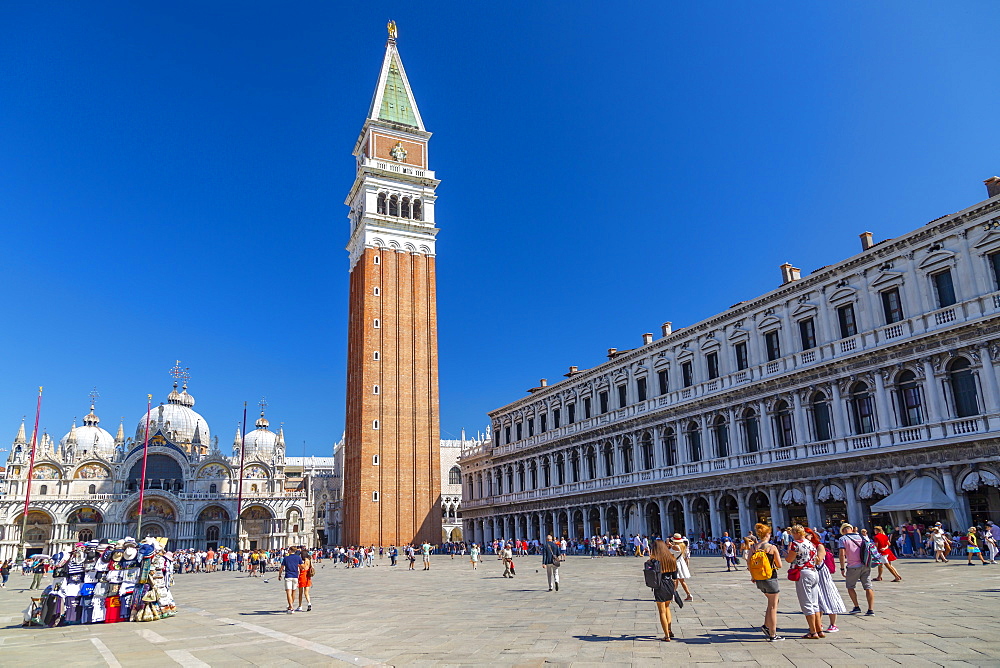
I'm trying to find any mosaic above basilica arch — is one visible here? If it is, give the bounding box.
[31,464,62,479]
[197,463,230,478]
[74,463,111,479]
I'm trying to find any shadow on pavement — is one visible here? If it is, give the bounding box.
[574,634,664,642]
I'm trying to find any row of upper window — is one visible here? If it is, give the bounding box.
[375,192,423,220]
[468,358,980,498]
[488,357,981,464]
[495,259,998,437]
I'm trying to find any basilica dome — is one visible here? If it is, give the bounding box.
[60,405,115,459]
[135,383,210,446]
[243,412,280,456]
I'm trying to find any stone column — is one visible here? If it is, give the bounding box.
[652,427,664,468]
[767,487,786,528]
[872,369,892,430]
[844,479,863,527]
[682,496,695,538]
[728,410,740,455]
[657,498,668,538]
[792,391,808,446]
[804,482,822,529]
[599,505,608,536]
[707,491,722,538]
[941,467,971,531]
[757,401,774,450]
[921,358,944,423]
[977,344,1000,419]
[737,489,753,538]
[830,382,847,439]
[698,415,709,459]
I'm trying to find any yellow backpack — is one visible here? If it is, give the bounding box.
[748,544,774,581]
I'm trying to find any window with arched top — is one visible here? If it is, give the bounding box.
[949,358,979,417]
[39,485,47,495]
[377,192,387,214]
[569,450,580,482]
[555,453,565,485]
[78,528,93,542]
[516,463,525,491]
[602,442,615,477]
[401,197,411,219]
[621,438,634,474]
[448,465,461,485]
[897,371,923,426]
[412,199,422,221]
[713,416,729,458]
[810,392,832,441]
[206,525,220,542]
[640,432,654,470]
[850,382,876,434]
[209,483,218,494]
[541,459,551,487]
[741,409,760,452]
[663,428,678,465]
[685,421,702,461]
[506,466,514,492]
[388,195,399,216]
[584,446,597,479]
[528,460,537,489]
[773,400,794,447]
[88,484,96,495]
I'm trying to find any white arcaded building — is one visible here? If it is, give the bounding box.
[461,177,1000,544]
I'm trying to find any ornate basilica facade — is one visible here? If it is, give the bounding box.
[461,178,1000,544]
[1,380,315,559]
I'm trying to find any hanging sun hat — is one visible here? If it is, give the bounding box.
[138,543,155,558]
[111,548,125,562]
[123,545,138,561]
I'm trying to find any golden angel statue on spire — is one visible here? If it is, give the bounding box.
[387,20,398,40]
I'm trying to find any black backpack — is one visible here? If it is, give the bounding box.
[643,558,661,588]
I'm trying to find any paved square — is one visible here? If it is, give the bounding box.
[1,555,998,666]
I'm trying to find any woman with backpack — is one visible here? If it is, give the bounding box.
[647,539,680,641]
[805,528,846,633]
[747,523,783,642]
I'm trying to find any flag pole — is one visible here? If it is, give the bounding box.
[18,386,43,563]
[136,394,152,540]
[235,402,247,550]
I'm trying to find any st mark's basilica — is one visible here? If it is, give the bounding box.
[0,372,317,560]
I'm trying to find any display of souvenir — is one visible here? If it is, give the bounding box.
[21,536,176,628]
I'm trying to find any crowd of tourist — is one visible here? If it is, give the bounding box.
[6,515,995,644]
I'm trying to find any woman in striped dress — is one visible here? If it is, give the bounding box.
[805,528,846,632]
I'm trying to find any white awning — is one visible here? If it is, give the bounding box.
[869,476,958,512]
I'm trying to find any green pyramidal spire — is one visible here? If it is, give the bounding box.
[368,30,424,131]
[378,55,418,127]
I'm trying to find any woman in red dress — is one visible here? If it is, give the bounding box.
[296,548,313,612]
[872,526,902,582]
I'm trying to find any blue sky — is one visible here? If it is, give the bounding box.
[1,3,998,457]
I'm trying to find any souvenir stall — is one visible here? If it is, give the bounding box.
[23,536,176,627]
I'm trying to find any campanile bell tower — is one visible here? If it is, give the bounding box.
[343,22,442,547]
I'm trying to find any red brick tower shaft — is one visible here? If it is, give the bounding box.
[343,25,441,547]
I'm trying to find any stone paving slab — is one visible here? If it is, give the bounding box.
[0,555,998,666]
